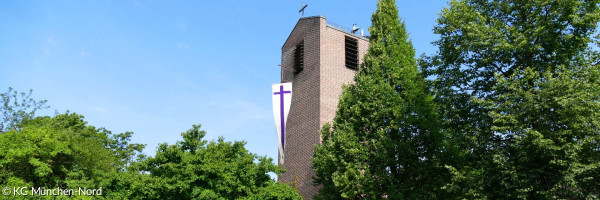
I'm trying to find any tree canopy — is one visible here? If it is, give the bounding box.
[105,124,302,200]
[0,112,144,199]
[0,87,301,199]
[422,0,600,198]
[0,87,48,133]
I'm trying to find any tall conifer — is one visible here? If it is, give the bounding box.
[312,0,445,199]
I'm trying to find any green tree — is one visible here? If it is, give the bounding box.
[0,88,297,199]
[0,112,144,199]
[0,87,49,133]
[423,0,600,198]
[312,0,445,199]
[107,124,302,200]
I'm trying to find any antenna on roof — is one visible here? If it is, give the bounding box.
[299,2,308,17]
[352,23,360,34]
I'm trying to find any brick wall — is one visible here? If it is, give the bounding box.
[279,16,369,200]
[320,23,369,134]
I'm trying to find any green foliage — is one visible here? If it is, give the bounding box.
[494,66,600,198]
[422,0,600,198]
[0,88,298,199]
[240,181,303,200]
[425,0,600,95]
[0,112,298,199]
[107,124,302,200]
[0,112,143,199]
[314,0,600,199]
[0,87,49,132]
[312,0,446,199]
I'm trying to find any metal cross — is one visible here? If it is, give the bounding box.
[299,2,308,17]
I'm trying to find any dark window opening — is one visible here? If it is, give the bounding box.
[345,36,358,70]
[294,41,304,74]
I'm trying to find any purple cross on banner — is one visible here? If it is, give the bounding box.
[272,83,292,164]
[274,85,291,149]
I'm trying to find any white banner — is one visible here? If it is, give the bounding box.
[272,82,292,164]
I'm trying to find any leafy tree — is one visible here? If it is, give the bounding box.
[0,112,144,199]
[0,88,297,199]
[106,130,146,169]
[0,87,49,132]
[106,124,302,200]
[422,0,600,198]
[312,0,446,199]
[495,66,599,198]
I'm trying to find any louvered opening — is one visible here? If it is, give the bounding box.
[294,41,304,74]
[345,36,359,70]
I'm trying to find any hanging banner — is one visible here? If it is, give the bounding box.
[272,82,292,164]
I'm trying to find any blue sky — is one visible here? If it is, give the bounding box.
[0,0,447,165]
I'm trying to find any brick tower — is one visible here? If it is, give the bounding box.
[279,16,369,199]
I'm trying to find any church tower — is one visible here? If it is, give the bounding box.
[279,16,369,199]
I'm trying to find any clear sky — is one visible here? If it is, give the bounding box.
[0,0,447,166]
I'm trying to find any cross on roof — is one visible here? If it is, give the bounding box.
[299,2,308,17]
